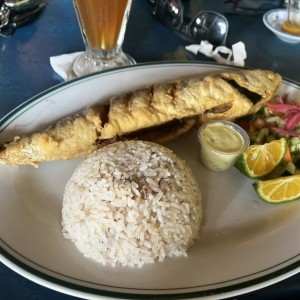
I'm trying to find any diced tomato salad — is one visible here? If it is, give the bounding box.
[237,94,300,173]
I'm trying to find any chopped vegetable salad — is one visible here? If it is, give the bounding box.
[237,94,300,174]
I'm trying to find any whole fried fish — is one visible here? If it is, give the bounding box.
[0,69,282,167]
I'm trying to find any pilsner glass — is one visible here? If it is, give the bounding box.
[72,0,136,77]
[282,0,300,34]
[287,0,300,28]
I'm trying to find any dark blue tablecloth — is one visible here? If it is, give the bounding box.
[1,1,300,299]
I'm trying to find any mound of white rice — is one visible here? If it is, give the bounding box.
[62,140,202,268]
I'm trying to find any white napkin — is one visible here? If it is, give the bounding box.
[185,41,247,67]
[50,51,83,81]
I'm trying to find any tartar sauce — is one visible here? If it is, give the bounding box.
[198,121,249,172]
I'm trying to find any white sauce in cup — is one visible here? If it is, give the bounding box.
[197,121,250,172]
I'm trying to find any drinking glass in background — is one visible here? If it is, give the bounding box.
[282,0,300,34]
[288,0,300,26]
[72,0,136,77]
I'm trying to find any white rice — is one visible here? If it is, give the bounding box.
[61,140,202,268]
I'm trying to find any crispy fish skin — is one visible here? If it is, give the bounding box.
[100,75,237,139]
[219,69,282,114]
[0,105,105,167]
[198,69,282,122]
[96,117,198,148]
[100,69,282,139]
[220,69,281,99]
[0,69,282,167]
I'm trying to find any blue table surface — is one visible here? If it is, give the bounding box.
[1,1,300,299]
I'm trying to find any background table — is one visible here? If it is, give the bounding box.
[1,0,300,299]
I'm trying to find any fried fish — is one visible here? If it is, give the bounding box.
[0,69,282,167]
[0,105,106,167]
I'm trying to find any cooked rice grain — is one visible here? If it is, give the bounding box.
[62,141,202,268]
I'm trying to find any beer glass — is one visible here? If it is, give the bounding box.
[282,0,300,34]
[287,0,300,28]
[72,0,135,77]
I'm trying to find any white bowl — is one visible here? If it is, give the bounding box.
[263,8,300,44]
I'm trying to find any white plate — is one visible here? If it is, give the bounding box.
[263,9,300,44]
[1,62,300,300]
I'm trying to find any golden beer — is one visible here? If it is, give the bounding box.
[73,0,130,51]
[282,0,300,35]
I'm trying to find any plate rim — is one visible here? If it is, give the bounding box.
[2,241,300,300]
[1,61,299,129]
[0,61,234,131]
[1,61,300,300]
